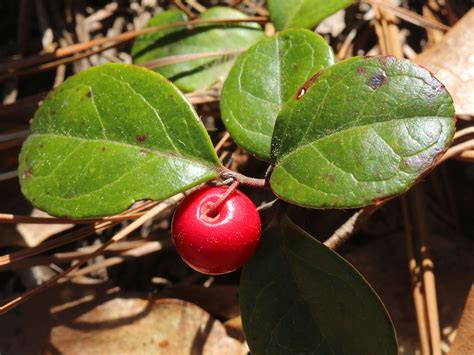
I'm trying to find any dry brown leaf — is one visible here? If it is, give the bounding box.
[224,316,245,342]
[343,231,474,353]
[16,209,74,246]
[415,9,474,117]
[0,208,73,248]
[50,298,244,354]
[0,283,244,355]
[0,283,116,354]
[450,285,474,355]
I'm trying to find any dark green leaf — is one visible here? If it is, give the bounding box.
[268,0,353,31]
[131,7,264,92]
[18,64,220,218]
[240,216,398,355]
[270,56,455,208]
[221,29,334,160]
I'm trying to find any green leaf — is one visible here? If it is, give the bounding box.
[221,29,334,160]
[240,216,398,355]
[131,7,265,92]
[18,64,220,218]
[270,56,455,208]
[268,0,353,31]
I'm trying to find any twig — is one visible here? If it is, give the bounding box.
[143,50,244,70]
[0,48,244,82]
[373,0,404,58]
[454,127,474,141]
[243,0,269,16]
[84,2,118,26]
[455,150,474,162]
[185,0,207,13]
[412,187,441,355]
[0,201,157,266]
[439,139,474,163]
[0,16,268,76]
[0,212,143,224]
[214,132,231,153]
[174,0,195,18]
[0,171,18,182]
[257,199,278,212]
[0,41,119,81]
[0,130,29,142]
[323,205,378,250]
[401,195,431,355]
[65,240,170,280]
[336,29,357,60]
[0,241,151,271]
[363,0,450,31]
[0,194,182,314]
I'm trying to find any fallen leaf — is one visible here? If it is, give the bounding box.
[0,208,73,248]
[16,209,74,246]
[343,231,474,353]
[450,285,474,355]
[415,9,474,116]
[0,283,244,355]
[224,316,245,342]
[50,298,244,354]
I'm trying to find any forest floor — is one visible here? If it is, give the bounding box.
[0,1,473,354]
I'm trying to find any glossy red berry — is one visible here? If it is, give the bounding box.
[171,185,261,275]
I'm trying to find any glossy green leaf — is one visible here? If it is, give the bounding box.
[270,56,455,208]
[18,64,220,218]
[221,29,334,160]
[268,0,353,31]
[131,7,264,92]
[240,216,398,354]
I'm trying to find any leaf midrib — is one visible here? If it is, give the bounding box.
[274,115,447,163]
[30,132,221,171]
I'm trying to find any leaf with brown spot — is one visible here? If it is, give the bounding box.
[18,64,220,218]
[270,56,455,209]
[221,29,334,160]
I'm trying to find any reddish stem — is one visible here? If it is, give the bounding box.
[206,180,240,217]
[219,167,269,188]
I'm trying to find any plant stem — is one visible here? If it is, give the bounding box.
[323,205,378,250]
[219,167,269,188]
[257,198,279,212]
[206,180,240,217]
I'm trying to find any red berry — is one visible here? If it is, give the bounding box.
[171,186,261,275]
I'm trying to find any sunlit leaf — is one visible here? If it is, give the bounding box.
[221,29,334,159]
[268,0,353,31]
[19,64,220,218]
[270,56,455,208]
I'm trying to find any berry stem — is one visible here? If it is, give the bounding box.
[219,167,269,188]
[206,179,240,217]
